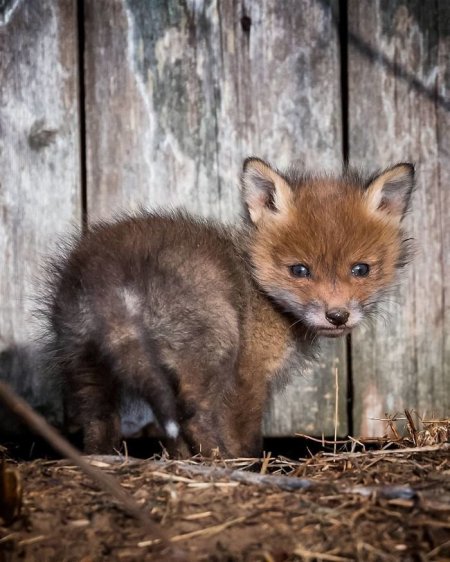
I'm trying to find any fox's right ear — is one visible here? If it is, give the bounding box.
[241,157,293,225]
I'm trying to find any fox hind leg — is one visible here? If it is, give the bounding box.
[63,346,122,454]
[99,328,181,448]
[175,357,238,458]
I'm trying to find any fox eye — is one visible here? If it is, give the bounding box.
[290,264,311,278]
[351,263,370,277]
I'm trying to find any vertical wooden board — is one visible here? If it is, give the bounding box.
[348,0,450,436]
[0,0,80,430]
[84,0,224,219]
[437,2,450,411]
[84,0,347,436]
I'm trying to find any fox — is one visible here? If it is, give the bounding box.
[42,157,415,458]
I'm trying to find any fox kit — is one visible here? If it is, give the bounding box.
[43,158,415,457]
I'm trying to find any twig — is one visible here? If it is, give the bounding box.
[320,443,450,459]
[171,515,247,542]
[260,451,272,475]
[178,462,418,500]
[404,409,418,446]
[137,515,248,547]
[293,546,352,561]
[427,538,450,558]
[0,379,169,546]
[88,456,419,501]
[295,434,352,445]
[177,462,314,491]
[334,366,339,456]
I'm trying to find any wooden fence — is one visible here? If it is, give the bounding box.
[0,0,448,438]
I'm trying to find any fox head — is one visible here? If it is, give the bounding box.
[241,158,415,337]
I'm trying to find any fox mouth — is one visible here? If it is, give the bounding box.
[315,326,349,338]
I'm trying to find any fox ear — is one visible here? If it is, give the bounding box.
[241,157,293,225]
[364,163,415,222]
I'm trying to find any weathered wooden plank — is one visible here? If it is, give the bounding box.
[0,0,81,431]
[84,0,347,436]
[348,0,450,436]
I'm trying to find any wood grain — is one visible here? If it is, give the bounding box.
[84,0,347,436]
[0,0,80,431]
[348,0,450,436]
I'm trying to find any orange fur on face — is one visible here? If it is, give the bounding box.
[242,160,414,336]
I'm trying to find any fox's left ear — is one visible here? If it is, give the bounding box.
[364,163,415,222]
[241,157,293,225]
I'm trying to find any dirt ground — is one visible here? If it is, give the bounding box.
[1,443,450,562]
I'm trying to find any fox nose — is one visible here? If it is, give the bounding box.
[325,308,349,326]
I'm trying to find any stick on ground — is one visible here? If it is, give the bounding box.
[0,379,169,546]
